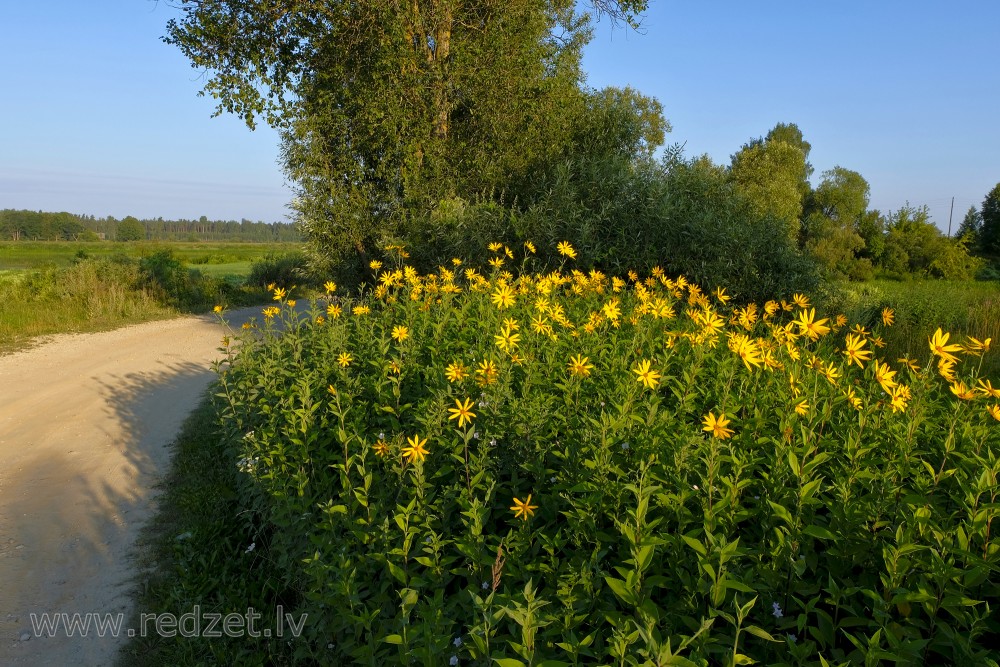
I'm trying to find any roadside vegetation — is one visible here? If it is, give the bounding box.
[127,242,1000,665]
[0,246,307,354]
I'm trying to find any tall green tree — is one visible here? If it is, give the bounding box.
[116,216,145,242]
[765,122,813,199]
[979,182,1000,256]
[165,0,648,268]
[955,205,982,249]
[729,128,808,239]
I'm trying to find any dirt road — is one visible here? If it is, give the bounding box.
[0,308,258,666]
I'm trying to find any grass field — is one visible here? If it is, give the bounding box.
[0,241,301,276]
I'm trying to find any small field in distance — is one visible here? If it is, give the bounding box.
[0,241,300,280]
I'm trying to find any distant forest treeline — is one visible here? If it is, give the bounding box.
[0,209,301,242]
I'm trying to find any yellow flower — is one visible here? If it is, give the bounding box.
[794,399,810,416]
[793,308,831,341]
[213,305,224,314]
[337,352,353,367]
[844,387,863,411]
[567,354,594,377]
[451,258,463,266]
[401,435,429,463]
[445,361,468,383]
[937,357,957,382]
[977,379,1000,398]
[557,241,577,259]
[373,441,390,457]
[494,325,521,352]
[391,325,410,342]
[873,360,897,391]
[950,381,977,401]
[714,287,730,304]
[447,398,477,428]
[369,260,383,271]
[489,256,505,269]
[327,303,342,318]
[488,242,503,252]
[286,300,296,308]
[315,315,325,325]
[964,336,992,356]
[881,307,895,326]
[324,280,337,295]
[510,494,538,521]
[491,284,516,310]
[388,360,401,374]
[988,404,1000,421]
[602,299,622,322]
[503,317,520,331]
[842,333,872,368]
[632,359,662,390]
[820,361,841,385]
[353,305,371,316]
[897,356,920,372]
[792,293,810,309]
[728,333,763,371]
[524,241,536,254]
[476,359,499,386]
[889,385,910,413]
[272,286,287,301]
[702,411,735,439]
[929,328,962,363]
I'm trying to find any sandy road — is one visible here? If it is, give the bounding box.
[0,308,260,666]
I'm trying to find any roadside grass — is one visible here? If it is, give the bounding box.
[118,399,289,667]
[0,254,272,356]
[0,260,178,354]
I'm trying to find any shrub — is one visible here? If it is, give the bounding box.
[209,244,1000,665]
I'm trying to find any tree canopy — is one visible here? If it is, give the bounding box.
[166,0,653,267]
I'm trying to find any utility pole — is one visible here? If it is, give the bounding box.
[947,196,955,237]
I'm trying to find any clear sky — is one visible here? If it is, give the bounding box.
[1,1,997,230]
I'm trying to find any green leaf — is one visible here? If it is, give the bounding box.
[681,535,708,557]
[493,659,527,667]
[382,634,403,644]
[604,576,637,606]
[768,500,794,526]
[803,524,838,540]
[744,624,780,642]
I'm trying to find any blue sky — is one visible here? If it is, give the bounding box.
[1,1,997,230]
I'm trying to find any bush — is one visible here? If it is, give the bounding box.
[247,251,312,290]
[205,246,1000,664]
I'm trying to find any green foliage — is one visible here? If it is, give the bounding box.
[247,251,312,289]
[515,151,818,302]
[980,183,1000,257]
[802,168,873,280]
[0,209,92,241]
[178,247,1000,664]
[881,206,982,280]
[729,132,808,239]
[116,216,146,242]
